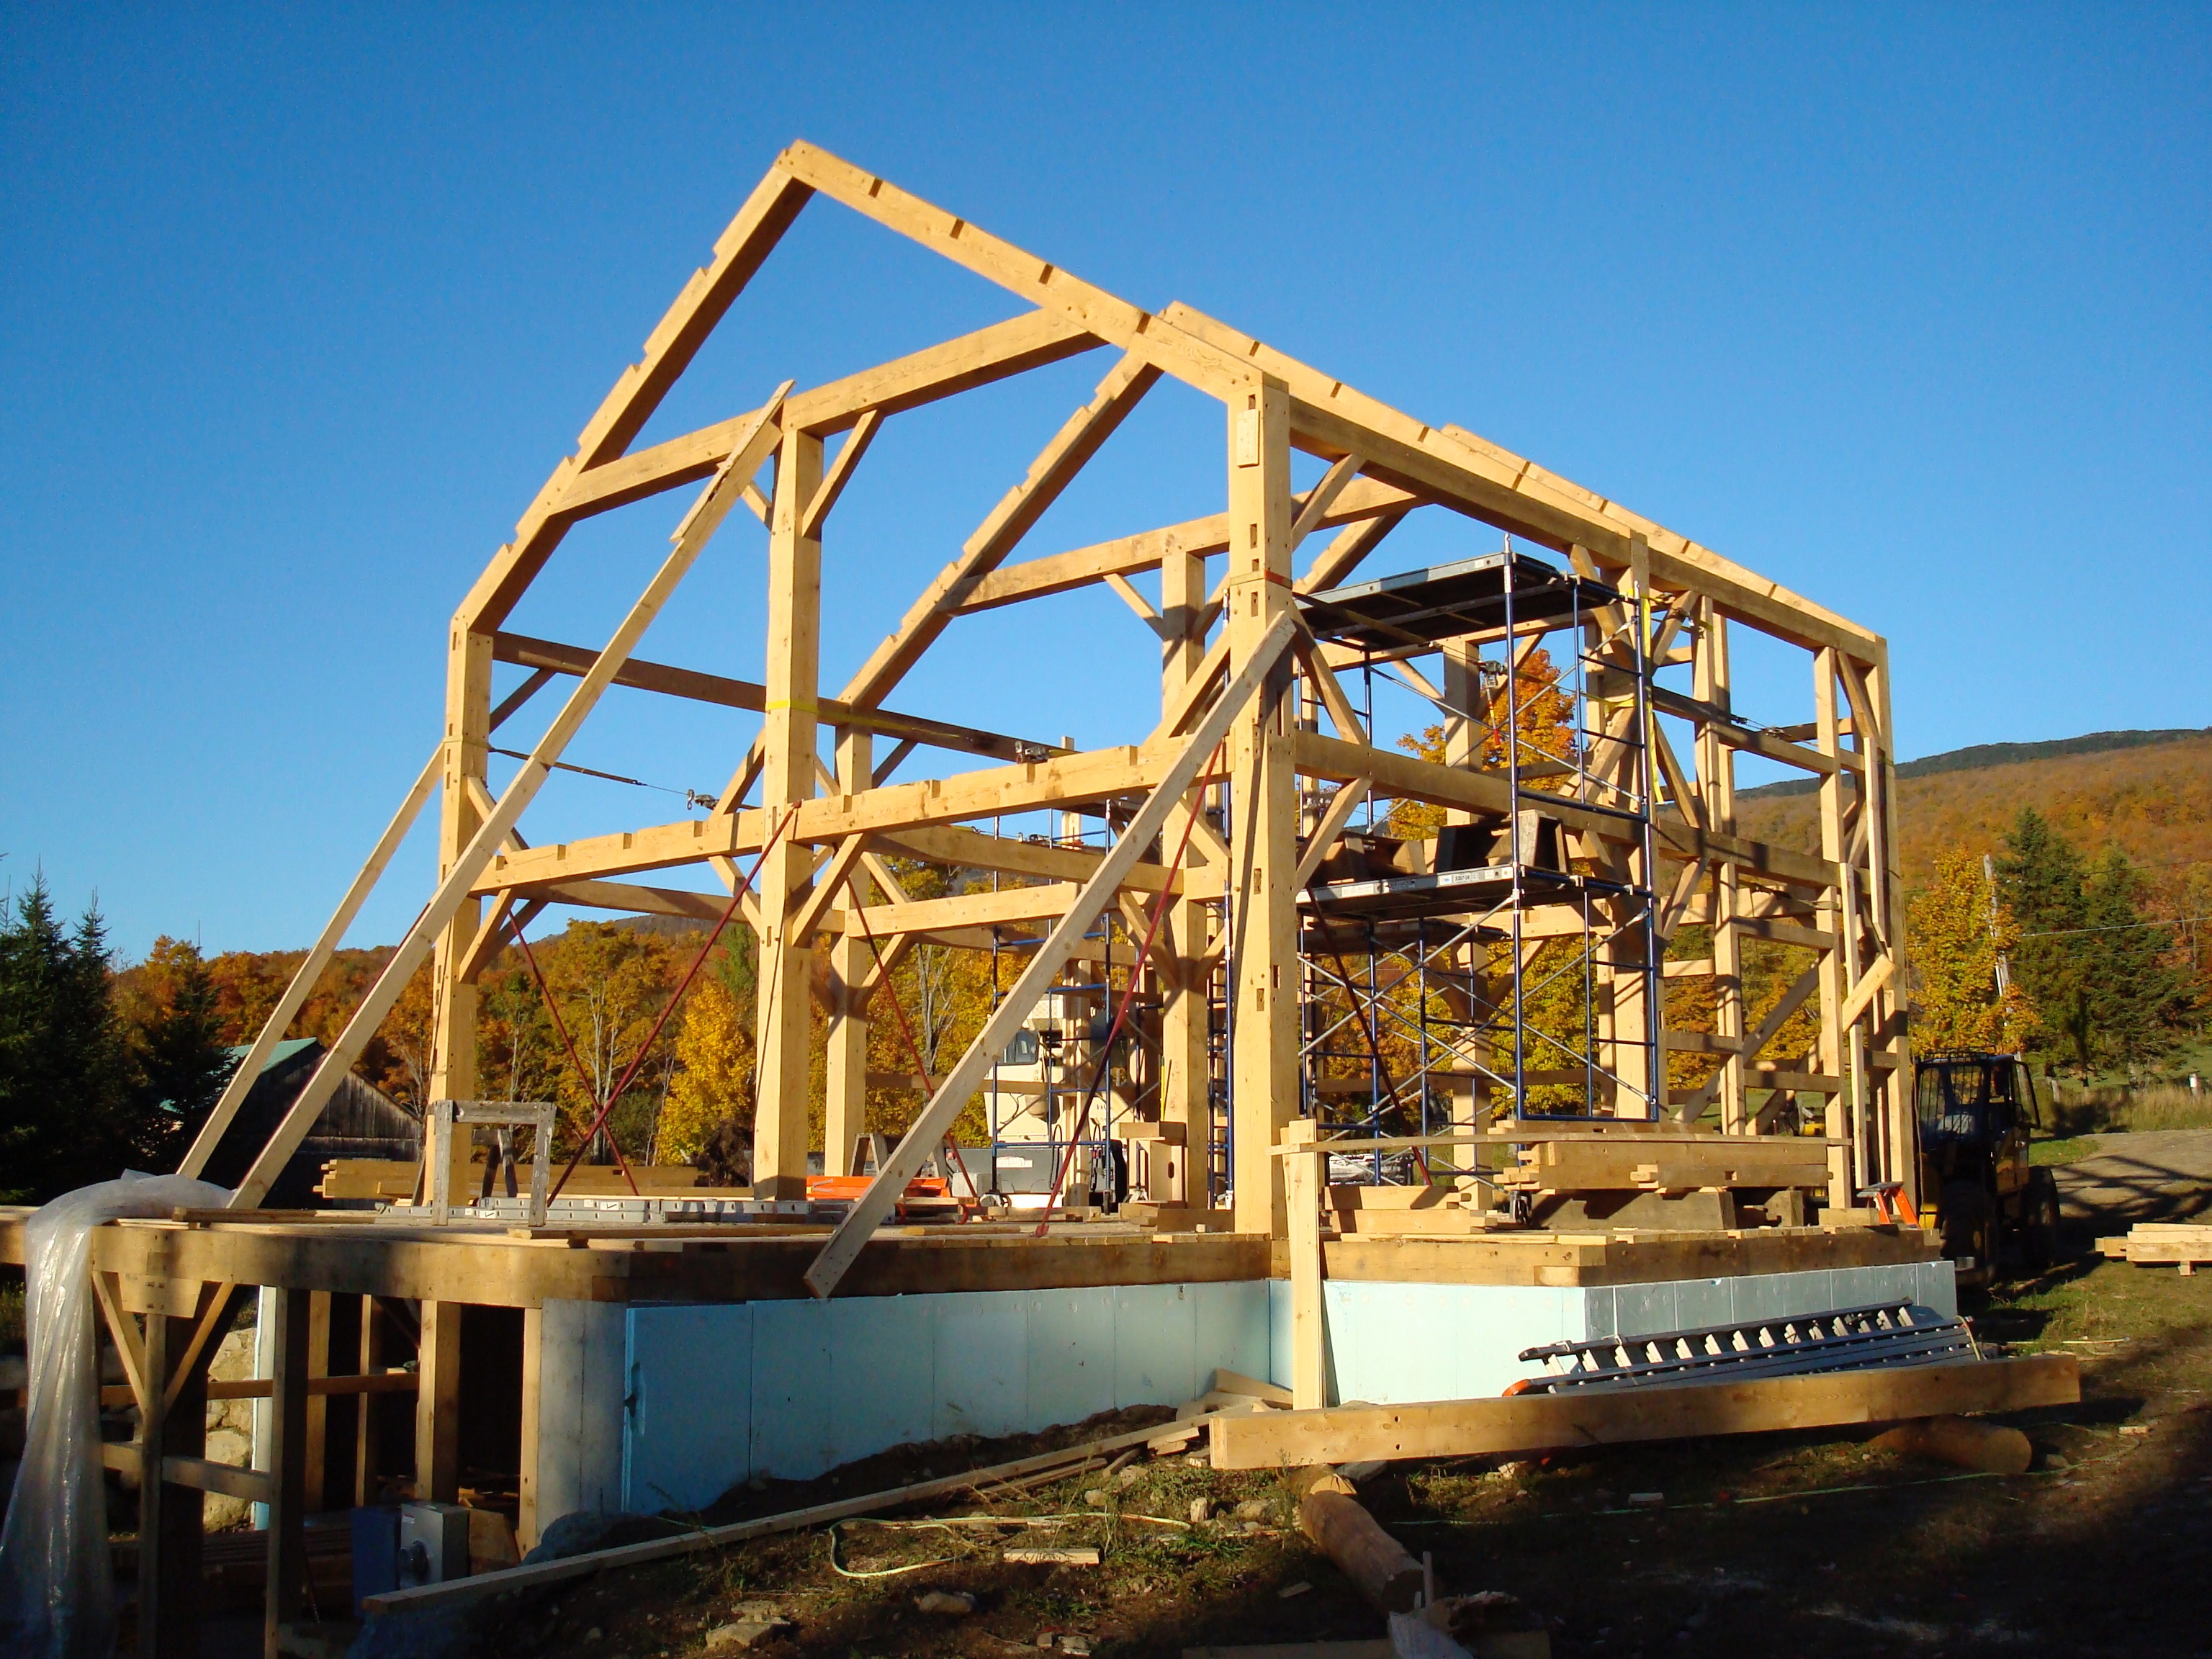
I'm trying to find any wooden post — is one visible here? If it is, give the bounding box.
[151,1310,210,1659]
[1697,603,1745,1131]
[1224,377,1297,1238]
[753,427,825,1199]
[415,1300,463,1503]
[1814,649,1853,1210]
[264,1289,310,1659]
[138,1310,174,1658]
[823,729,874,1171]
[1158,543,1211,1202]
[302,1290,331,1512]
[1282,1119,1327,1409]
[517,1305,543,1551]
[354,1295,386,1507]
[431,624,493,1197]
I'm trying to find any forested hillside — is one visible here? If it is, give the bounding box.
[1737,732,2212,920]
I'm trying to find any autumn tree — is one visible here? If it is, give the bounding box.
[1905,848,2033,1053]
[116,935,233,1164]
[542,920,684,1161]
[1390,646,1578,839]
[660,961,754,1166]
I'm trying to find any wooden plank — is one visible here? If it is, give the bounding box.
[179,745,443,1180]
[1211,1354,2080,1469]
[364,1408,1231,1617]
[803,609,1300,1298]
[551,312,1099,526]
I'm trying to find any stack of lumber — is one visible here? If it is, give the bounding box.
[2098,1222,2212,1273]
[1493,1133,1828,1197]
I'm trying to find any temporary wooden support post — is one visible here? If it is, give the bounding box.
[415,1300,464,1502]
[226,392,787,1208]
[264,1287,310,1659]
[1281,1119,1327,1409]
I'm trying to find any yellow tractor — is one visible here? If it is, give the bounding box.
[1915,1051,2061,1283]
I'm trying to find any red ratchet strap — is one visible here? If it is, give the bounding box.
[538,804,799,1204]
[842,878,984,1220]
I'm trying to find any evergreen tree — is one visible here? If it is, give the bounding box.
[1993,808,2093,1070]
[0,876,132,1201]
[2079,847,2190,1069]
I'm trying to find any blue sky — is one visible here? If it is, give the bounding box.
[2,4,2205,958]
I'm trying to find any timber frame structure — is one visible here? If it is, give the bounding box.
[1,143,1928,1659]
[176,138,1912,1243]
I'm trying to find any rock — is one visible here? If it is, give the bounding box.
[344,1608,477,1659]
[1233,1498,1269,1522]
[585,1629,601,1643]
[1083,1488,1110,1508]
[703,1621,787,1652]
[521,1511,619,1565]
[1626,1492,1665,1508]
[914,1591,975,1617]
[1115,1465,1143,1488]
[1497,1460,1536,1481]
[1188,1497,1213,1523]
[1339,1460,1389,1483]
[2043,1452,2070,1470]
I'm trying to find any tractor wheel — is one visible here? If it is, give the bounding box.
[2023,1169,2062,1271]
[1940,1180,1992,1272]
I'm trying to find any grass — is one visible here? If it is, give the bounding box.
[2048,1082,2212,1138]
[2030,1136,2102,1166]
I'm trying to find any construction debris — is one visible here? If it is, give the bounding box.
[1296,1482,1426,1613]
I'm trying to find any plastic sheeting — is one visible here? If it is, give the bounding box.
[0,1172,230,1659]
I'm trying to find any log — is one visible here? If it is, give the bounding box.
[1870,1414,2033,1475]
[1297,1490,1425,1614]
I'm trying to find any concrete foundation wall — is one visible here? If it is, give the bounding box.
[531,1259,1956,1521]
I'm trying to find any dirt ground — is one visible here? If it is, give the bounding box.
[462,1133,2212,1659]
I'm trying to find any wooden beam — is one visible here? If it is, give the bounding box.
[490,631,1056,765]
[953,478,1418,615]
[1210,1354,2079,1470]
[1292,778,1374,893]
[836,351,1162,714]
[1282,1120,1326,1410]
[228,388,788,1208]
[802,608,1299,1298]
[799,409,882,540]
[458,164,811,633]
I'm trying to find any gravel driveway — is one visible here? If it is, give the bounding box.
[2050,1128,2212,1230]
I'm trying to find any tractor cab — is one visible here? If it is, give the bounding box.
[1914,1051,2058,1282]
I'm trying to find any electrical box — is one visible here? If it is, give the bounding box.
[397,1501,472,1588]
